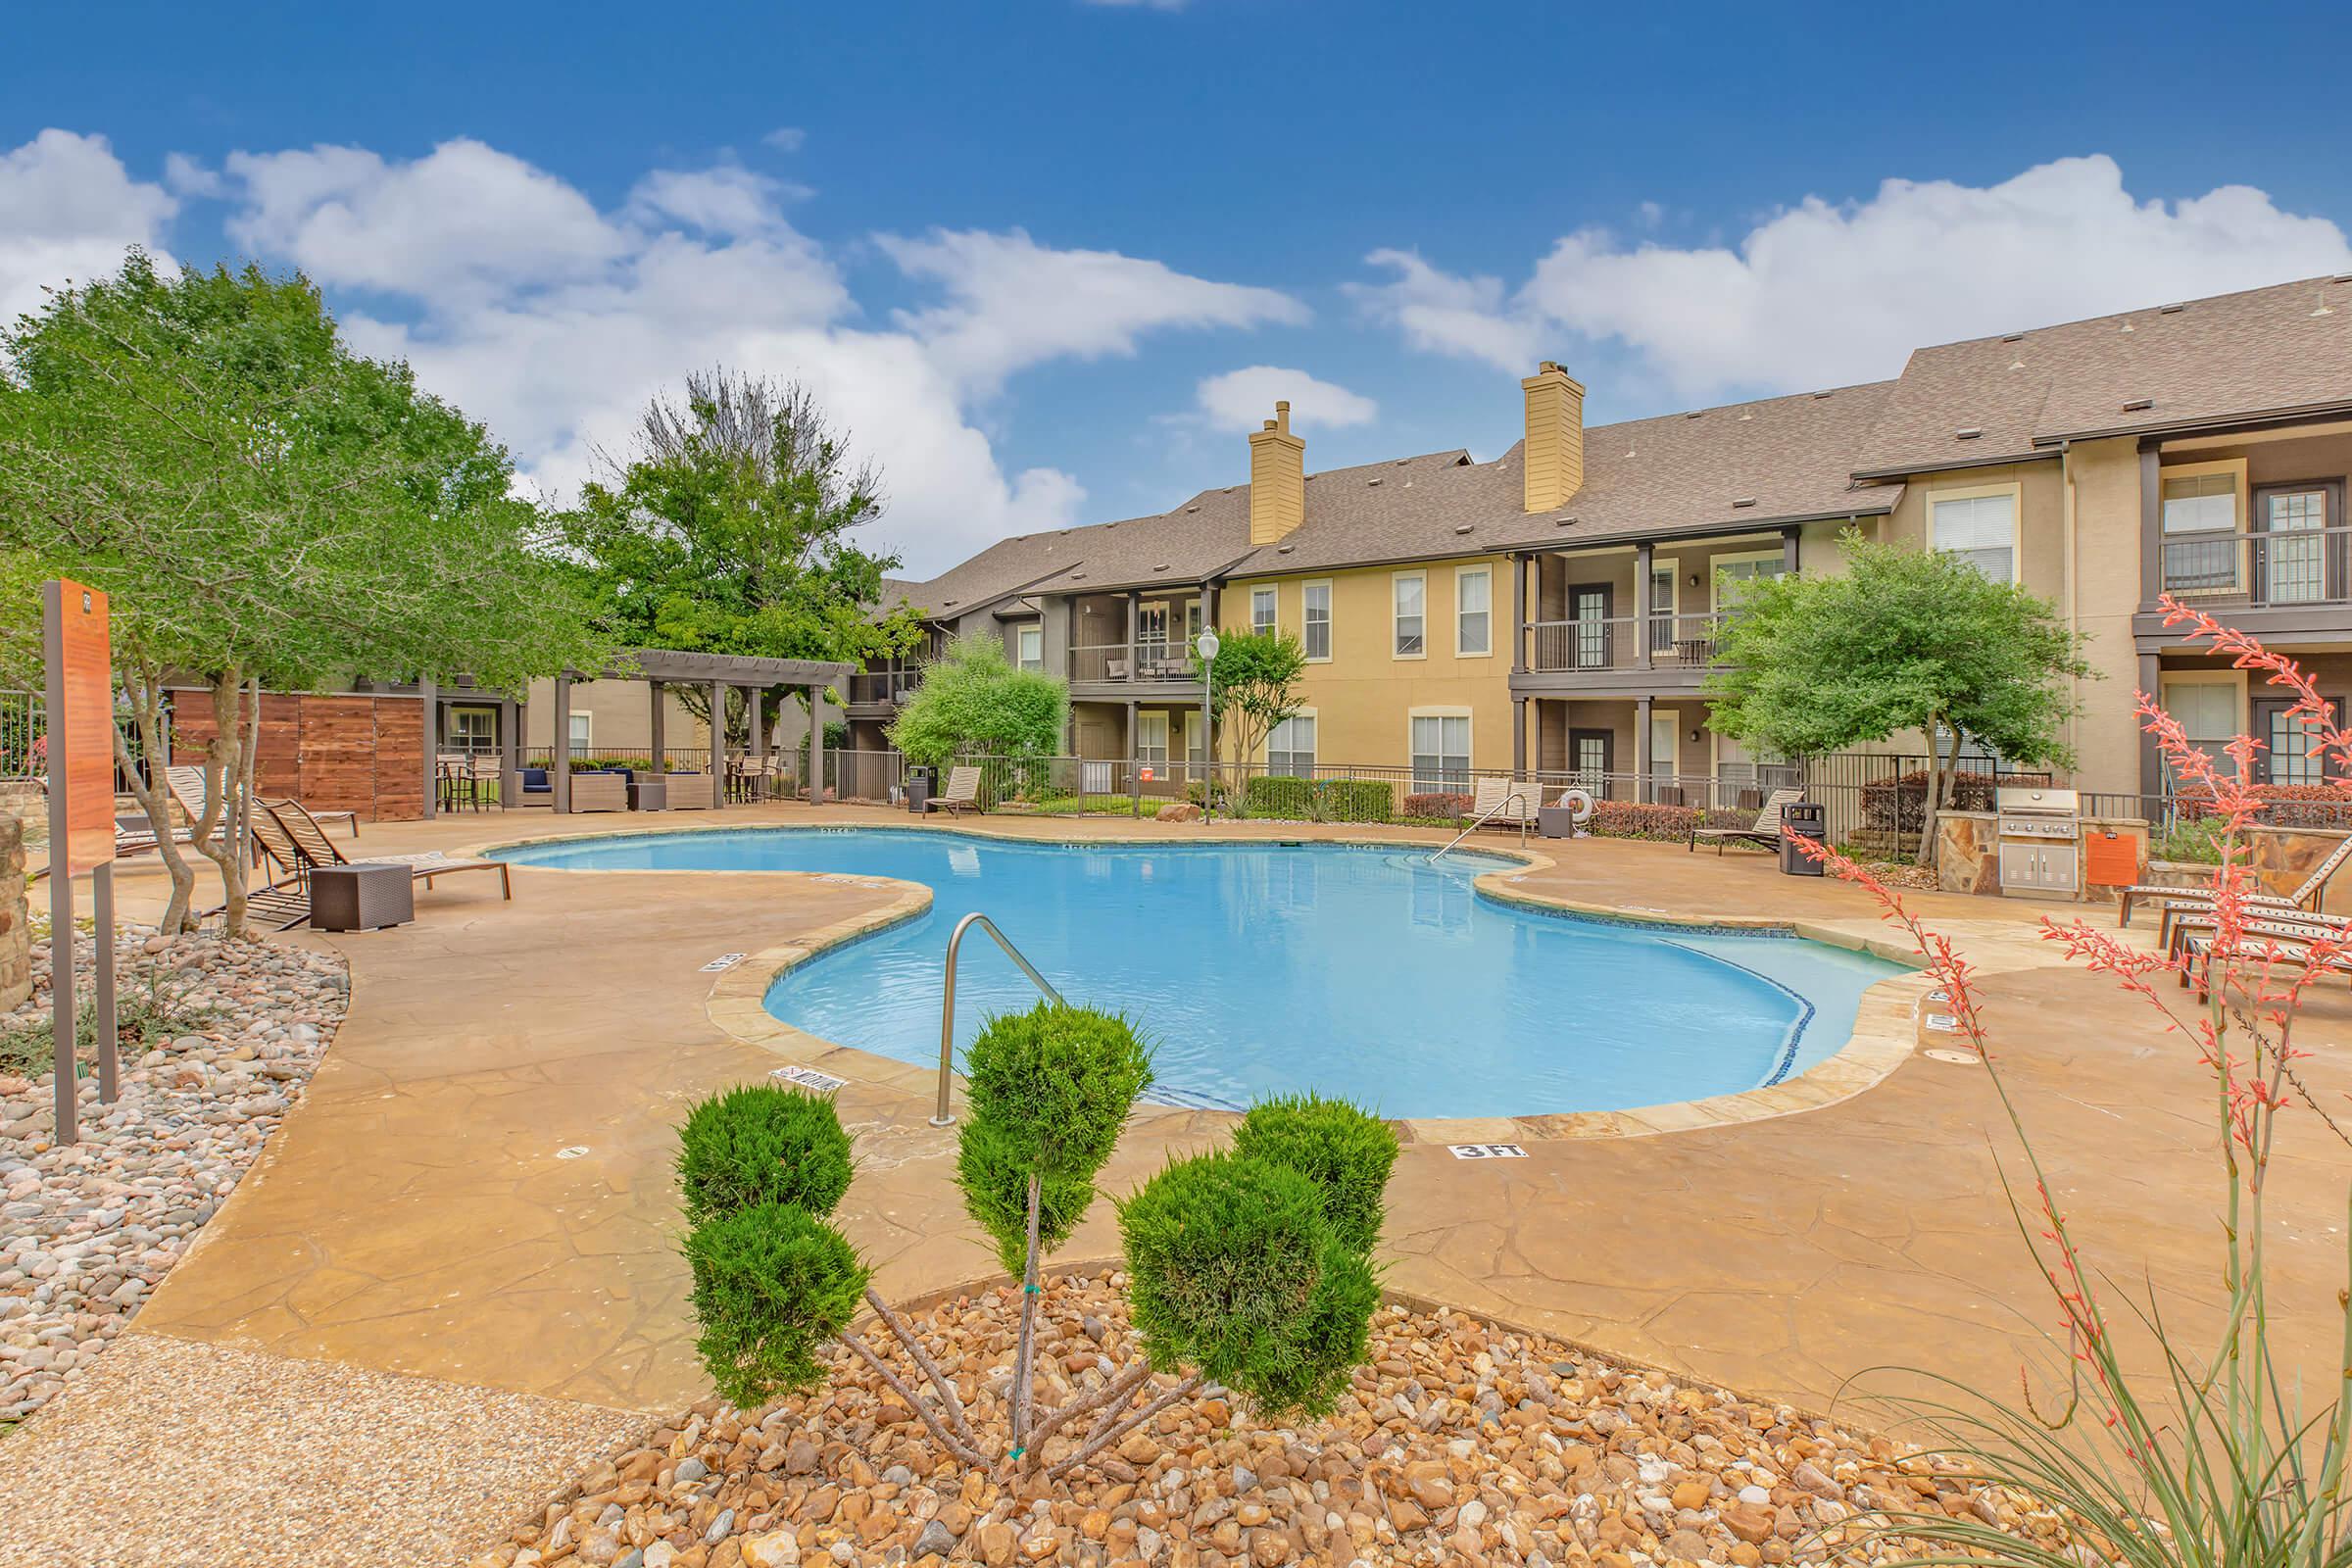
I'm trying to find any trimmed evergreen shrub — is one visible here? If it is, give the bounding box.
[676,1084,855,1227]
[1586,800,1704,843]
[1242,774,1317,819]
[1232,1095,1398,1255]
[683,1199,868,1406]
[1118,1151,1380,1419]
[1318,778,1395,823]
[956,1003,1153,1269]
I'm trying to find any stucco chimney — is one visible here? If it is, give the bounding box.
[1521,362,1586,513]
[1248,400,1306,546]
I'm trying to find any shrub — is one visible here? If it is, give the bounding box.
[956,1003,1152,1272]
[1858,768,2055,835]
[0,956,224,1079]
[1240,776,1395,823]
[1402,792,1472,820]
[1232,1095,1397,1255]
[1586,800,1702,843]
[1242,774,1316,819]
[683,1199,868,1406]
[676,1085,854,1227]
[1318,778,1395,824]
[2177,781,2352,830]
[1118,1151,1378,1420]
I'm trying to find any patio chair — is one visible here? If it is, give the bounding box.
[2117,831,2352,927]
[168,764,359,842]
[934,765,984,816]
[1467,776,1541,829]
[2179,920,2352,1001]
[1689,786,1804,855]
[567,771,628,812]
[2160,902,2352,958]
[264,799,513,901]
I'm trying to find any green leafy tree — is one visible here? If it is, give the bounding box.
[1197,629,1306,774]
[1704,531,2093,862]
[0,252,608,931]
[564,369,925,750]
[887,633,1068,767]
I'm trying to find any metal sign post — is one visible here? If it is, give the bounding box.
[39,579,119,1145]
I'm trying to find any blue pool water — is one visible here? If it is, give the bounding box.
[498,828,1901,1118]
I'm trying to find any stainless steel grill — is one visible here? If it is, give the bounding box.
[1995,786,2082,898]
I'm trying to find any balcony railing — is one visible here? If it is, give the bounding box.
[1068,642,1200,683]
[847,669,921,706]
[1525,612,1728,673]
[2159,525,2352,608]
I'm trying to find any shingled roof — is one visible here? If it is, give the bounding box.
[1854,272,2352,477]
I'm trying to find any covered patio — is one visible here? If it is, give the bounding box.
[512,650,854,814]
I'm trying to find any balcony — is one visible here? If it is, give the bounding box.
[1068,642,1202,688]
[1515,612,1728,694]
[845,668,921,711]
[2158,525,2352,608]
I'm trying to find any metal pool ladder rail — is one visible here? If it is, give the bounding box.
[1429,789,1534,862]
[932,911,1065,1127]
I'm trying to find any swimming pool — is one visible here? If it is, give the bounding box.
[498,828,1902,1119]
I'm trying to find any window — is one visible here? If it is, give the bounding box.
[1648,565,1678,653]
[1410,711,1470,792]
[1267,713,1316,778]
[1251,587,1277,635]
[567,711,593,751]
[1135,711,1170,767]
[449,707,496,754]
[1394,572,1426,657]
[1302,581,1332,662]
[2161,679,2238,778]
[1711,552,1785,610]
[2163,471,2239,535]
[1015,623,1043,672]
[1455,566,1492,656]
[1929,487,2018,582]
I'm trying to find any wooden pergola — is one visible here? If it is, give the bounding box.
[525,650,854,814]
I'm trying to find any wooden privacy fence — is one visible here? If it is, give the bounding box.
[172,690,426,822]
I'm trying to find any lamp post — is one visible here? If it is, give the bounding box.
[1196,628,1220,823]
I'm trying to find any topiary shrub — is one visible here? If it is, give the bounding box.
[683,1198,869,1407]
[1232,1094,1398,1255]
[1317,778,1395,824]
[676,1084,855,1226]
[1118,1150,1379,1420]
[1242,774,1317,819]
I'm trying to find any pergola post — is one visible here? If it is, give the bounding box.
[811,683,832,802]
[710,680,726,808]
[499,695,519,810]
[553,674,573,813]
[748,687,765,804]
[420,676,438,819]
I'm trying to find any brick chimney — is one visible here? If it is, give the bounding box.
[1248,400,1306,545]
[1521,362,1586,513]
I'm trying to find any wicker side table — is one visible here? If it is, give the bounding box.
[308,863,415,931]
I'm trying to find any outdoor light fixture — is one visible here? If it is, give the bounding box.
[1196,629,1221,824]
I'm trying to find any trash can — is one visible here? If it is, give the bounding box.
[1780,801,1827,876]
[905,767,933,814]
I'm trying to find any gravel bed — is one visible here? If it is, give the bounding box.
[0,927,348,1421]
[479,1270,2038,1568]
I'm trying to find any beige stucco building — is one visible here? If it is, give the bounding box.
[861,274,2352,811]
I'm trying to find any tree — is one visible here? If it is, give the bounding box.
[1704,531,2093,862]
[886,634,1067,767]
[1196,629,1306,773]
[0,252,609,931]
[564,369,925,750]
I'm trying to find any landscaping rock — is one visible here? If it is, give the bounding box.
[479,1271,2031,1567]
[1152,803,1201,824]
[0,927,348,1421]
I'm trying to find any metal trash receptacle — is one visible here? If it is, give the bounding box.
[906,768,933,814]
[1780,801,1827,876]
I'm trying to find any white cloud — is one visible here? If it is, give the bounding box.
[761,126,807,153]
[164,152,225,200]
[0,130,177,324]
[1346,249,1539,375]
[878,227,1307,392]
[1359,155,2352,401]
[1195,365,1377,432]
[162,137,1295,572]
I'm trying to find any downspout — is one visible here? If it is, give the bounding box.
[2060,443,2079,768]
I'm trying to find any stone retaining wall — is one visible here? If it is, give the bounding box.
[0,818,27,1009]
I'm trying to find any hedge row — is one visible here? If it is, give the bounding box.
[1238,775,1396,823]
[2177,782,2352,830]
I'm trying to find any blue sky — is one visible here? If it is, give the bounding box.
[8,0,2352,574]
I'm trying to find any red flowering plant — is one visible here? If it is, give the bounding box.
[1793,595,2352,1567]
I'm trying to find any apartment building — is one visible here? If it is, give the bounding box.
[862,273,2352,806]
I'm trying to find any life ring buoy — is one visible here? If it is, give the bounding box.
[1558,787,1595,823]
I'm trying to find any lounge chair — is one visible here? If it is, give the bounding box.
[260,799,513,901]
[933,765,983,816]
[2118,831,2352,928]
[1690,787,1804,855]
[2179,920,2352,1000]
[1467,776,1541,830]
[2162,902,2350,956]
[167,764,359,842]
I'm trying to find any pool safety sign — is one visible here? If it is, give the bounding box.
[771,1064,847,1092]
[700,953,747,972]
[1447,1143,1528,1160]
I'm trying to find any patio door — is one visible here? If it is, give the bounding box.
[1135,710,1170,780]
[2254,693,2343,785]
[1568,584,1612,669]
[1568,728,1613,794]
[2254,481,2343,606]
[1649,711,1677,799]
[1136,603,1171,664]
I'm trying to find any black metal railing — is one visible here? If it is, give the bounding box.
[1525,612,1729,673]
[2158,525,2352,607]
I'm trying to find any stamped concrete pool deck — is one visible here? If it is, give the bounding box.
[9,805,2352,1566]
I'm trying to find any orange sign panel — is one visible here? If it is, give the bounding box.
[2084,827,2140,888]
[45,580,116,877]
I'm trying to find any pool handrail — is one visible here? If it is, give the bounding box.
[932,910,1066,1126]
[1429,787,1536,861]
